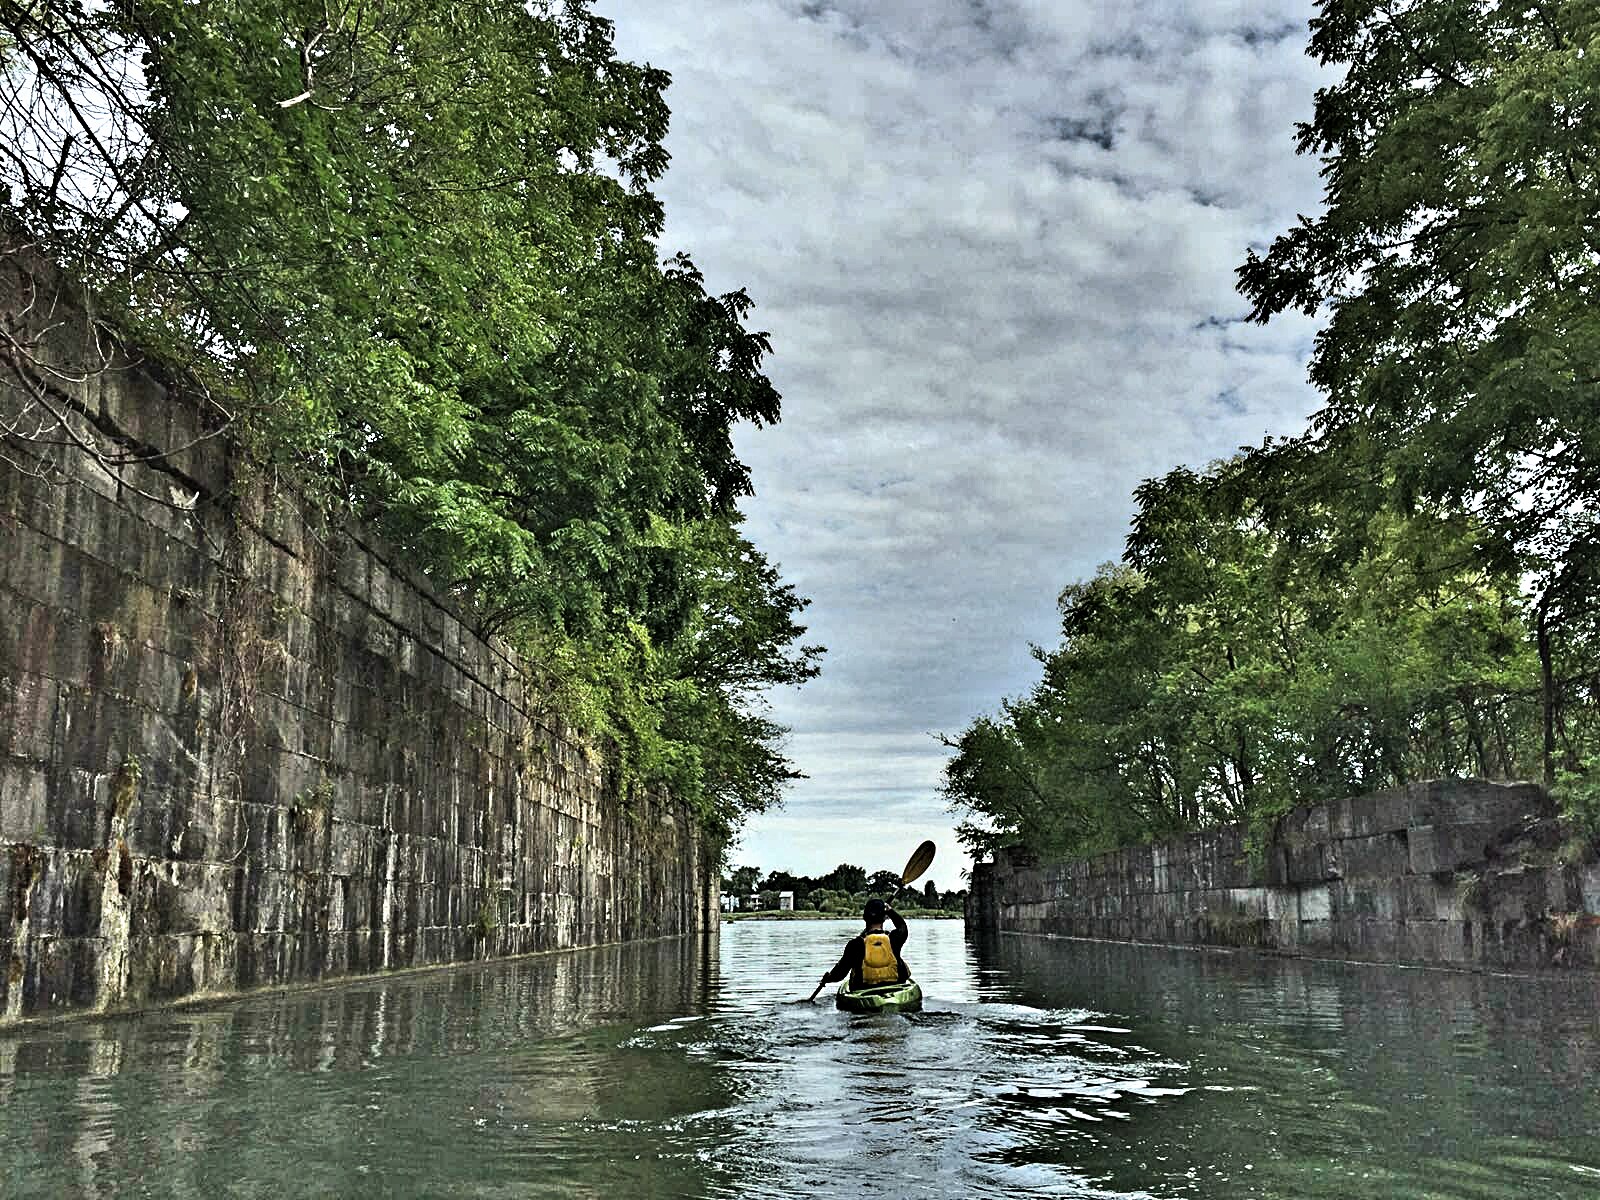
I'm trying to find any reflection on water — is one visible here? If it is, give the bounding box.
[2,922,1598,1198]
[0,939,728,1198]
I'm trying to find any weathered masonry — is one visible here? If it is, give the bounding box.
[0,251,716,1025]
[968,780,1600,972]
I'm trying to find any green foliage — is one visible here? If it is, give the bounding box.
[1,0,819,840]
[110,756,142,822]
[1238,0,1600,783]
[473,894,503,940]
[865,869,901,895]
[1554,753,1600,840]
[806,889,856,914]
[817,863,867,894]
[946,455,1545,862]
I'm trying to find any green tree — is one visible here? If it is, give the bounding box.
[760,869,806,895]
[946,454,1544,861]
[724,864,761,898]
[0,0,820,837]
[866,869,901,896]
[1237,0,1600,783]
[816,863,866,894]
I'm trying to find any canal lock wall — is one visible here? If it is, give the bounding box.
[0,250,717,1026]
[967,780,1600,972]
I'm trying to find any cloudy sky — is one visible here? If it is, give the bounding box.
[595,0,1333,890]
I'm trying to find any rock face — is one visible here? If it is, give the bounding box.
[967,780,1600,972]
[0,252,716,1026]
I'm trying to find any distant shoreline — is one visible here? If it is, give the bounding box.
[721,910,964,922]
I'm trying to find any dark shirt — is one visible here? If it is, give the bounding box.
[822,910,909,986]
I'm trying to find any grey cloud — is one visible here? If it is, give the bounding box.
[596,0,1330,877]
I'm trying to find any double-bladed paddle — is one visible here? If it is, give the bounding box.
[804,840,937,1003]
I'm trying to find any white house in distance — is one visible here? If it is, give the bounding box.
[778,892,794,911]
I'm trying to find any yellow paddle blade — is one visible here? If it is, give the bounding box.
[899,840,936,887]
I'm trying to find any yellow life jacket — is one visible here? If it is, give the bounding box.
[860,932,899,986]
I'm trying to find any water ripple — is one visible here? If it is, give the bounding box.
[2,920,1599,1197]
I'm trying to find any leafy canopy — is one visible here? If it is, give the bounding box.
[0,0,820,833]
[1238,1,1600,630]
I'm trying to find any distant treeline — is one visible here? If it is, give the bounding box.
[721,864,967,913]
[945,1,1600,864]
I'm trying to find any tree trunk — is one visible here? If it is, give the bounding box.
[1537,601,1555,789]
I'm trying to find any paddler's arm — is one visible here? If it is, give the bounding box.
[819,937,862,985]
[886,907,908,952]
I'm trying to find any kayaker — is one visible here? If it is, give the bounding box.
[817,898,910,991]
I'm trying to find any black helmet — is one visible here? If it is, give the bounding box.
[863,898,887,924]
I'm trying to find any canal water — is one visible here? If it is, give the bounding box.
[2,920,1598,1198]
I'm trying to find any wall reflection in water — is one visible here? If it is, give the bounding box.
[969,932,1600,1199]
[0,932,728,1199]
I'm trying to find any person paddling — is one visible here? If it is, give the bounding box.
[816,898,910,995]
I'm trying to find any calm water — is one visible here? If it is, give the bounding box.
[3,921,1598,1198]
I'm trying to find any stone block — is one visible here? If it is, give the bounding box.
[179,863,234,934]
[56,689,131,775]
[1353,793,1383,838]
[123,782,177,861]
[245,867,296,933]
[1400,875,1459,922]
[1407,779,1548,832]
[1265,887,1298,921]
[1265,844,1290,887]
[1284,839,1337,885]
[1582,863,1600,913]
[1277,806,1308,838]
[1479,867,1548,926]
[1340,831,1410,880]
[1543,865,1580,913]
[0,668,57,763]
[1408,822,1497,875]
[22,935,97,1013]
[1353,918,1399,961]
[0,763,50,843]
[179,797,244,865]
[1299,883,1334,921]
[1337,881,1399,922]
[1327,795,1356,839]
[1370,788,1410,834]
[1398,921,1442,963]
[1298,918,1335,951]
[57,852,105,938]
[1213,849,1252,890]
[327,820,370,878]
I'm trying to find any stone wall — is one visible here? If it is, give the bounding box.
[967,780,1600,972]
[0,250,716,1025]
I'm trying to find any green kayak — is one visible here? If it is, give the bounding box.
[835,979,923,1014]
